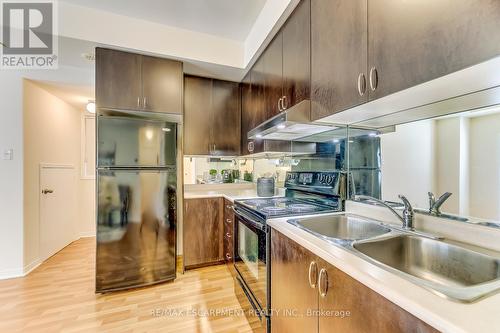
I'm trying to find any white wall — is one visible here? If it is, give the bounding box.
[0,65,93,279]
[435,118,461,213]
[380,121,435,208]
[469,113,500,220]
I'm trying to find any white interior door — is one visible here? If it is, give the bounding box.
[40,165,78,262]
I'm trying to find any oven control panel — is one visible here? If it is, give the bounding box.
[285,171,342,194]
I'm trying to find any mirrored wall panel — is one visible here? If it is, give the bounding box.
[348,105,500,225]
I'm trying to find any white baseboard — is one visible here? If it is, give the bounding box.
[0,259,42,280]
[0,267,24,280]
[23,259,42,275]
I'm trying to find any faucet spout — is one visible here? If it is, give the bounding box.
[354,194,414,230]
[428,192,452,215]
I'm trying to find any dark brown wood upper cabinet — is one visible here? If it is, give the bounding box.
[184,75,241,156]
[271,229,438,333]
[310,0,368,121]
[96,48,142,111]
[141,55,183,114]
[368,0,500,100]
[183,198,224,269]
[240,58,266,155]
[282,0,311,110]
[240,72,253,155]
[212,80,241,156]
[263,33,284,119]
[95,48,182,114]
[183,76,212,155]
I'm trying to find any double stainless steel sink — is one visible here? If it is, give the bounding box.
[288,213,500,302]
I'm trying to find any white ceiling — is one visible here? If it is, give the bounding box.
[60,0,267,41]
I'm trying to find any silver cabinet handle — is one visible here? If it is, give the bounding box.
[137,97,141,108]
[357,73,367,96]
[247,141,254,152]
[318,268,328,298]
[282,96,288,110]
[226,218,232,224]
[226,253,232,260]
[225,232,231,238]
[42,189,54,194]
[143,97,147,108]
[226,205,234,210]
[369,67,378,91]
[278,97,283,112]
[308,261,318,289]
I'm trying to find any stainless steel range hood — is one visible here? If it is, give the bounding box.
[247,100,336,141]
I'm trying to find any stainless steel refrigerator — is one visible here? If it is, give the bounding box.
[96,110,179,293]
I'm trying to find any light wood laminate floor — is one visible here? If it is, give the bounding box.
[0,238,254,333]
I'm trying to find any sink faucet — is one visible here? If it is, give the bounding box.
[428,192,452,216]
[354,194,414,230]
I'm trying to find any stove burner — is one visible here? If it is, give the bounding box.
[261,206,288,215]
[288,204,317,213]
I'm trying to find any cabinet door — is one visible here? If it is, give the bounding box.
[310,0,368,121]
[318,259,438,333]
[282,0,310,110]
[211,80,241,156]
[183,76,212,155]
[95,48,142,110]
[368,0,500,100]
[183,198,224,268]
[142,55,183,114]
[223,199,234,262]
[263,33,284,120]
[241,72,253,155]
[271,229,318,333]
[247,58,266,154]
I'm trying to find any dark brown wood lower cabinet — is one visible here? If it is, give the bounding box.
[223,199,235,263]
[271,229,319,333]
[271,229,439,333]
[183,198,224,269]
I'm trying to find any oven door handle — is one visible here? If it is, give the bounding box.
[236,276,263,321]
[234,207,266,232]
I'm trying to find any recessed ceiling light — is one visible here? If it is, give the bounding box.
[256,134,263,138]
[332,139,340,143]
[368,132,377,137]
[86,101,96,114]
[162,127,171,132]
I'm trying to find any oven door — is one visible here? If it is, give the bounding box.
[234,208,268,314]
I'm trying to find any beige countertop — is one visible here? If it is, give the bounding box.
[184,183,285,202]
[267,202,500,333]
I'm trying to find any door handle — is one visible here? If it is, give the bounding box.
[308,261,318,289]
[369,67,378,92]
[357,73,367,96]
[318,268,328,298]
[42,189,54,194]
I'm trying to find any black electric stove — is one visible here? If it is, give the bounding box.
[235,171,344,221]
[236,196,340,220]
[232,171,345,333]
